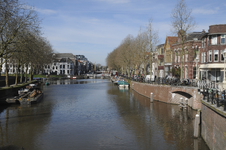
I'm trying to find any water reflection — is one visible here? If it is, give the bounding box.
[47,78,108,85]
[0,79,209,150]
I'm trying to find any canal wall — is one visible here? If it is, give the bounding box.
[201,100,226,150]
[131,81,202,110]
[131,81,226,150]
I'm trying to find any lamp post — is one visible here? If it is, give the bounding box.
[196,57,199,80]
[223,49,226,83]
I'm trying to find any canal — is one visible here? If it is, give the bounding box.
[0,79,209,150]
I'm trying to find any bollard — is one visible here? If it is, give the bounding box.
[194,114,200,138]
[180,97,183,103]
[150,93,153,103]
[185,98,188,109]
[179,97,183,110]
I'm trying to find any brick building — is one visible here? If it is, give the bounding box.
[172,32,205,79]
[199,24,226,82]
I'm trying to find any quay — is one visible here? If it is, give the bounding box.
[127,79,226,150]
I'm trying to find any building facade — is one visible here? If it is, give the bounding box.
[172,32,204,79]
[199,24,226,82]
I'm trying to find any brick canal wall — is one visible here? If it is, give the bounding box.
[130,81,226,150]
[201,101,226,150]
[131,81,202,110]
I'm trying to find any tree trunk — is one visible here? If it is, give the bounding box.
[20,65,24,83]
[150,53,153,76]
[5,61,9,87]
[25,64,28,83]
[15,61,20,85]
[31,65,35,81]
[29,63,33,82]
[0,58,3,76]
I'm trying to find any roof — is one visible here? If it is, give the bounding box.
[59,58,73,63]
[167,36,178,49]
[186,32,206,41]
[53,53,75,59]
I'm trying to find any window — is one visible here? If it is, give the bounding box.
[178,52,180,63]
[204,38,206,48]
[221,50,224,62]
[201,53,204,63]
[204,52,206,63]
[221,35,225,44]
[175,52,177,62]
[209,50,212,62]
[207,36,209,45]
[211,35,217,45]
[185,53,188,62]
[214,50,219,62]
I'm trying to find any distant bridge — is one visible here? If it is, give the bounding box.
[86,71,110,78]
[131,81,202,110]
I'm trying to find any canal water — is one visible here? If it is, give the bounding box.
[0,79,209,150]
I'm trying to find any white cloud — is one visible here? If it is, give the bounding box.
[193,7,219,15]
[95,0,130,4]
[35,8,57,15]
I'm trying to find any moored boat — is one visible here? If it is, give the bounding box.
[118,81,129,88]
[6,83,43,105]
[18,87,43,105]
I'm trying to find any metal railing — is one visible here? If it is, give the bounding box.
[199,88,226,111]
[125,76,198,87]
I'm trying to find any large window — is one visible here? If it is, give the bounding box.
[209,50,212,62]
[201,53,204,63]
[178,52,180,63]
[211,35,217,45]
[221,50,224,62]
[221,35,225,44]
[214,50,219,62]
[204,52,206,63]
[175,52,177,63]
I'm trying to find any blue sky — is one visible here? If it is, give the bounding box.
[23,0,226,65]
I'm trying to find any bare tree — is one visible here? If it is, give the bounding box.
[0,0,40,86]
[171,0,196,81]
[146,19,159,77]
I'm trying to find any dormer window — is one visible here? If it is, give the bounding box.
[221,35,225,44]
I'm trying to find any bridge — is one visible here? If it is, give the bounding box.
[130,81,202,110]
[86,71,110,79]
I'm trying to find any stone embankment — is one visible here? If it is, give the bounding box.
[129,80,226,150]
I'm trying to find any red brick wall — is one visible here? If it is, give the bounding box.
[201,103,226,150]
[209,24,226,33]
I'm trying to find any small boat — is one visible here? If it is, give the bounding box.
[45,82,50,86]
[118,81,129,88]
[70,76,77,79]
[18,87,43,105]
[6,84,43,105]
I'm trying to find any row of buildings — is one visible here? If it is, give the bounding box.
[1,53,94,76]
[151,24,226,82]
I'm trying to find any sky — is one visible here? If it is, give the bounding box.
[22,0,226,65]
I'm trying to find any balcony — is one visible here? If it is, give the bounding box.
[158,55,164,59]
